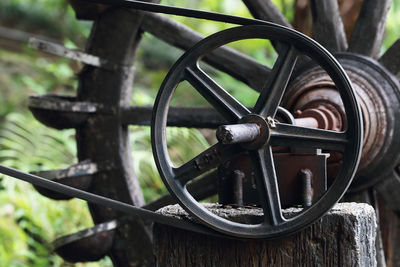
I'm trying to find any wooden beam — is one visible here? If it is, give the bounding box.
[242,0,292,28]
[310,0,348,52]
[348,0,392,59]
[141,13,270,92]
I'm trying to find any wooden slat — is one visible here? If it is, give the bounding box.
[348,0,392,58]
[310,0,347,52]
[141,13,271,92]
[242,0,292,28]
[121,106,226,128]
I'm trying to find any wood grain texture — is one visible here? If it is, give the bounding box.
[154,203,376,267]
[379,39,400,80]
[242,0,292,28]
[377,193,400,267]
[141,13,271,92]
[348,0,392,58]
[310,0,348,52]
[75,6,157,266]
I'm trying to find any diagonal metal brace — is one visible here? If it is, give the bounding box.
[0,164,226,238]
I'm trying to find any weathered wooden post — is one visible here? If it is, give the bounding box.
[154,203,376,267]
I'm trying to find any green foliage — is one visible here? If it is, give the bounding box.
[383,1,400,52]
[0,112,113,266]
[0,49,77,119]
[0,0,91,45]
[0,112,76,170]
[130,126,210,202]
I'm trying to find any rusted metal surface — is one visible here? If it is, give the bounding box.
[218,151,328,209]
[232,170,244,206]
[295,106,342,131]
[53,220,118,262]
[216,123,260,145]
[283,53,400,191]
[300,169,313,207]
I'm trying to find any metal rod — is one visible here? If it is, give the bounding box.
[295,117,319,128]
[83,0,271,26]
[143,171,218,211]
[0,164,222,237]
[216,123,260,144]
[232,170,244,206]
[300,169,313,207]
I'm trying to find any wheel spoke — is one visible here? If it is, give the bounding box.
[310,0,347,52]
[185,66,250,122]
[270,123,348,151]
[249,147,284,225]
[379,39,400,79]
[253,44,298,117]
[173,143,243,185]
[242,0,292,28]
[348,0,392,58]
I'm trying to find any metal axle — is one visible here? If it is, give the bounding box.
[216,123,260,144]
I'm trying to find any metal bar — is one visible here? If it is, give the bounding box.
[185,67,250,122]
[232,170,244,206]
[0,165,223,237]
[143,171,218,211]
[295,117,319,129]
[300,169,313,207]
[83,0,271,26]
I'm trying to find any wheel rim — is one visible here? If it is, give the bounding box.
[152,24,362,238]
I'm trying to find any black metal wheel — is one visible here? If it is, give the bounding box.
[152,24,362,238]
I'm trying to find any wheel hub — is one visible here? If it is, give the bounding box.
[216,114,271,150]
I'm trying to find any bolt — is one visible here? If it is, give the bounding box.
[267,117,276,128]
[300,169,313,207]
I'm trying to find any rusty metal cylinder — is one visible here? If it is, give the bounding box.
[216,123,260,145]
[232,170,244,206]
[300,169,313,207]
[282,54,400,190]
